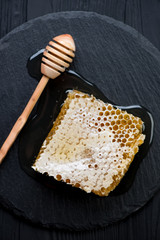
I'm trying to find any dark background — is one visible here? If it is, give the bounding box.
[0,0,160,239]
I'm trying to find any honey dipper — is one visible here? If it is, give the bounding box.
[0,34,75,164]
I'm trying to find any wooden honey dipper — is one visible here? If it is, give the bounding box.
[0,34,75,164]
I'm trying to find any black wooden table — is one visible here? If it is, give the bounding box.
[0,1,160,239]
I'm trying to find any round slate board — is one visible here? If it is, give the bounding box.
[0,11,160,230]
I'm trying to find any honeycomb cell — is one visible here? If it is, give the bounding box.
[111,110,115,115]
[123,153,128,159]
[111,121,115,125]
[101,187,105,192]
[121,119,127,125]
[133,120,138,124]
[124,114,130,120]
[116,120,120,125]
[56,174,62,181]
[120,143,125,147]
[119,134,124,138]
[126,142,131,147]
[118,114,123,119]
[128,120,132,125]
[75,183,80,188]
[105,111,110,116]
[139,119,142,124]
[119,125,124,130]
[84,177,88,181]
[128,138,133,141]
[100,123,104,127]
[94,164,98,169]
[108,105,112,111]
[136,124,141,130]
[113,125,118,131]
[116,127,121,133]
[116,109,121,115]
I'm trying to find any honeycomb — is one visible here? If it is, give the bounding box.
[33,90,145,196]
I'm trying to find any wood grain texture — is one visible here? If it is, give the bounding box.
[26,0,160,50]
[0,0,28,39]
[0,0,160,239]
[1,0,160,50]
[1,190,160,239]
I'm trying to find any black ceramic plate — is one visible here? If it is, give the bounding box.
[19,69,153,196]
[0,11,160,230]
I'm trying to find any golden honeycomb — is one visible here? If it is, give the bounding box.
[33,90,145,196]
